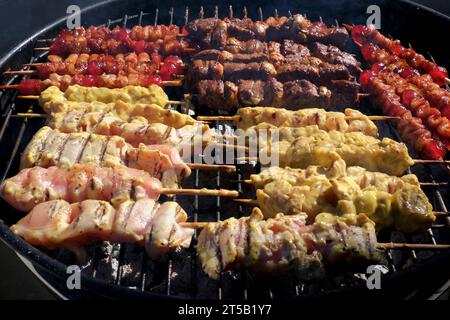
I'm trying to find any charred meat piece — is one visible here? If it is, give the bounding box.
[276,60,351,84]
[193,49,269,63]
[11,199,194,260]
[224,38,268,54]
[223,61,277,81]
[197,208,382,280]
[310,42,360,75]
[237,78,284,107]
[224,18,268,40]
[195,80,238,111]
[281,40,310,57]
[188,60,224,81]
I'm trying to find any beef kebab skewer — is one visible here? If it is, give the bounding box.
[187,59,352,86]
[186,15,350,50]
[189,79,361,110]
[191,41,361,76]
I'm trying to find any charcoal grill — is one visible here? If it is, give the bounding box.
[1,0,450,300]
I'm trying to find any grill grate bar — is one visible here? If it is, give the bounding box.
[169,8,174,25]
[122,14,128,28]
[154,8,159,26]
[115,244,126,285]
[139,252,148,291]
[0,111,27,183]
[189,168,200,298]
[184,7,189,26]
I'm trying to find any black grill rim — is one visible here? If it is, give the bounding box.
[0,0,450,299]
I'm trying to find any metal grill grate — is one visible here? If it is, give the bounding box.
[0,4,449,299]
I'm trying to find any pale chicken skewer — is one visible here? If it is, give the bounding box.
[11,199,195,261]
[20,86,196,129]
[45,110,243,153]
[236,159,435,233]
[1,165,237,213]
[245,125,414,176]
[198,107,380,136]
[21,127,236,189]
[197,207,382,280]
[38,84,177,107]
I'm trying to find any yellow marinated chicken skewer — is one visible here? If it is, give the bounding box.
[236,159,434,233]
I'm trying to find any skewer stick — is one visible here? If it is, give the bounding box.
[197,115,400,122]
[178,221,450,250]
[34,46,197,54]
[15,113,47,118]
[233,198,449,217]
[236,156,450,166]
[160,188,239,197]
[20,62,188,69]
[0,79,183,90]
[15,95,185,106]
[3,70,35,76]
[232,179,447,188]
[379,243,450,250]
[187,163,236,173]
[414,159,450,165]
[36,34,188,43]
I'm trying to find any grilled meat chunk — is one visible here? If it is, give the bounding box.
[195,80,239,111]
[235,107,378,136]
[253,125,414,176]
[250,159,435,232]
[11,199,194,260]
[20,127,191,189]
[1,165,163,212]
[197,207,381,280]
[310,42,360,75]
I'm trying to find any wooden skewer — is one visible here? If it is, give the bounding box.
[0,79,183,90]
[379,243,450,250]
[22,62,188,69]
[15,95,186,106]
[36,34,188,42]
[233,198,449,217]
[236,156,450,166]
[3,70,35,76]
[178,221,450,250]
[160,188,238,198]
[414,159,450,165]
[187,163,236,173]
[197,115,400,121]
[4,70,187,76]
[34,46,197,54]
[232,179,447,188]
